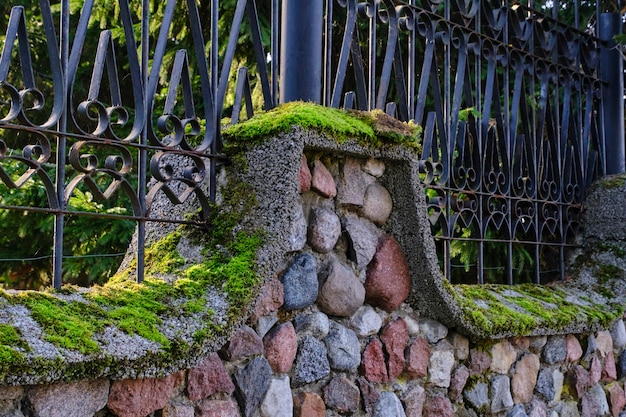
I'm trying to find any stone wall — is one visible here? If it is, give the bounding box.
[3,278,626,417]
[2,124,626,417]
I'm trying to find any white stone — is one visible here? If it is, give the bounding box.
[595,330,614,357]
[490,340,517,374]
[360,183,393,226]
[551,369,564,405]
[419,319,448,343]
[362,158,386,177]
[373,392,406,417]
[428,346,455,388]
[260,376,293,417]
[349,306,383,337]
[403,314,420,337]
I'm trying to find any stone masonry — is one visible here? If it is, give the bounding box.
[3,154,626,417]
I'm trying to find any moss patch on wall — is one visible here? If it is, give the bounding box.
[0,168,263,384]
[223,101,422,150]
[448,280,624,339]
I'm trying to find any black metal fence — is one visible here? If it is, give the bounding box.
[0,0,623,288]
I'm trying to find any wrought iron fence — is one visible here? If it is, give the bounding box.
[0,0,622,288]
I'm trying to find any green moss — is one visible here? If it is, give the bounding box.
[598,174,626,190]
[595,264,623,285]
[0,324,28,362]
[450,282,623,338]
[222,101,421,150]
[18,293,104,354]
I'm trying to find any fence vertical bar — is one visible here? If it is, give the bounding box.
[136,0,150,283]
[599,12,625,175]
[53,0,71,289]
[280,0,323,103]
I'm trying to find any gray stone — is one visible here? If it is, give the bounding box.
[287,205,308,251]
[535,368,554,403]
[256,315,278,339]
[317,257,365,317]
[584,334,598,362]
[0,387,22,401]
[162,404,194,417]
[507,404,528,417]
[293,312,330,339]
[455,409,478,417]
[372,392,407,417]
[360,183,393,225]
[529,336,548,353]
[618,349,626,379]
[233,357,272,417]
[553,401,580,417]
[324,321,360,371]
[612,320,626,350]
[349,305,383,337]
[294,336,331,386]
[491,375,514,414]
[420,319,448,343]
[528,399,548,417]
[428,342,455,388]
[362,158,385,177]
[260,376,293,417]
[542,336,566,365]
[449,332,470,361]
[588,383,609,416]
[463,381,489,411]
[26,379,109,417]
[0,406,24,417]
[282,253,318,310]
[308,208,341,253]
[342,214,381,270]
[323,376,360,414]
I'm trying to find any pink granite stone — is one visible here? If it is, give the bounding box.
[603,352,618,382]
[187,353,235,401]
[219,325,264,361]
[361,338,388,383]
[263,322,298,373]
[107,372,184,417]
[299,154,312,193]
[423,394,453,417]
[364,234,411,312]
[195,398,241,417]
[405,337,430,379]
[250,278,284,322]
[294,392,326,417]
[380,318,408,380]
[566,335,583,363]
[608,382,626,417]
[311,160,336,198]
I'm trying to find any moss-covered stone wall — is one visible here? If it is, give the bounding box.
[0,103,625,417]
